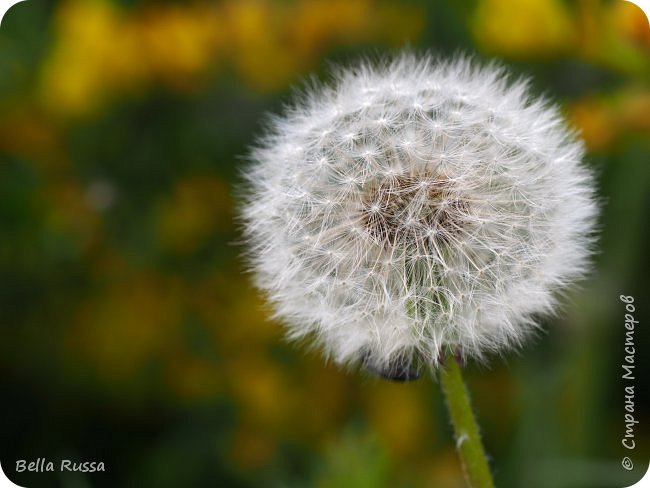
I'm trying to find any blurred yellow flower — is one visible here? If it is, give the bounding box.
[226,355,297,428]
[165,355,223,402]
[37,0,425,116]
[570,98,618,152]
[291,361,349,440]
[39,0,145,116]
[290,0,373,59]
[611,0,650,48]
[138,4,222,90]
[621,91,650,133]
[222,0,300,91]
[288,0,425,64]
[156,174,232,255]
[570,90,650,152]
[564,1,650,75]
[363,382,433,460]
[0,109,65,169]
[68,268,183,382]
[595,0,650,74]
[472,0,577,57]
[421,448,464,488]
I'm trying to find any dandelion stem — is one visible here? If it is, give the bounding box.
[439,354,494,488]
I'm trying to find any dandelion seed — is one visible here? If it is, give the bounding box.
[241,53,598,377]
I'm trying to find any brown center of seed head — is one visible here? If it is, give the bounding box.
[360,172,468,247]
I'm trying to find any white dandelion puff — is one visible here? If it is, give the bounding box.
[240,53,598,376]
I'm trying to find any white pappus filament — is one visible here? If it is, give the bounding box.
[241,53,598,374]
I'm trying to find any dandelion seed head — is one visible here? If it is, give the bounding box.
[241,53,598,374]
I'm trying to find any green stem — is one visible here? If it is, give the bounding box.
[439,354,495,488]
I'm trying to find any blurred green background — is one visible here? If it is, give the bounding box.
[0,0,649,487]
